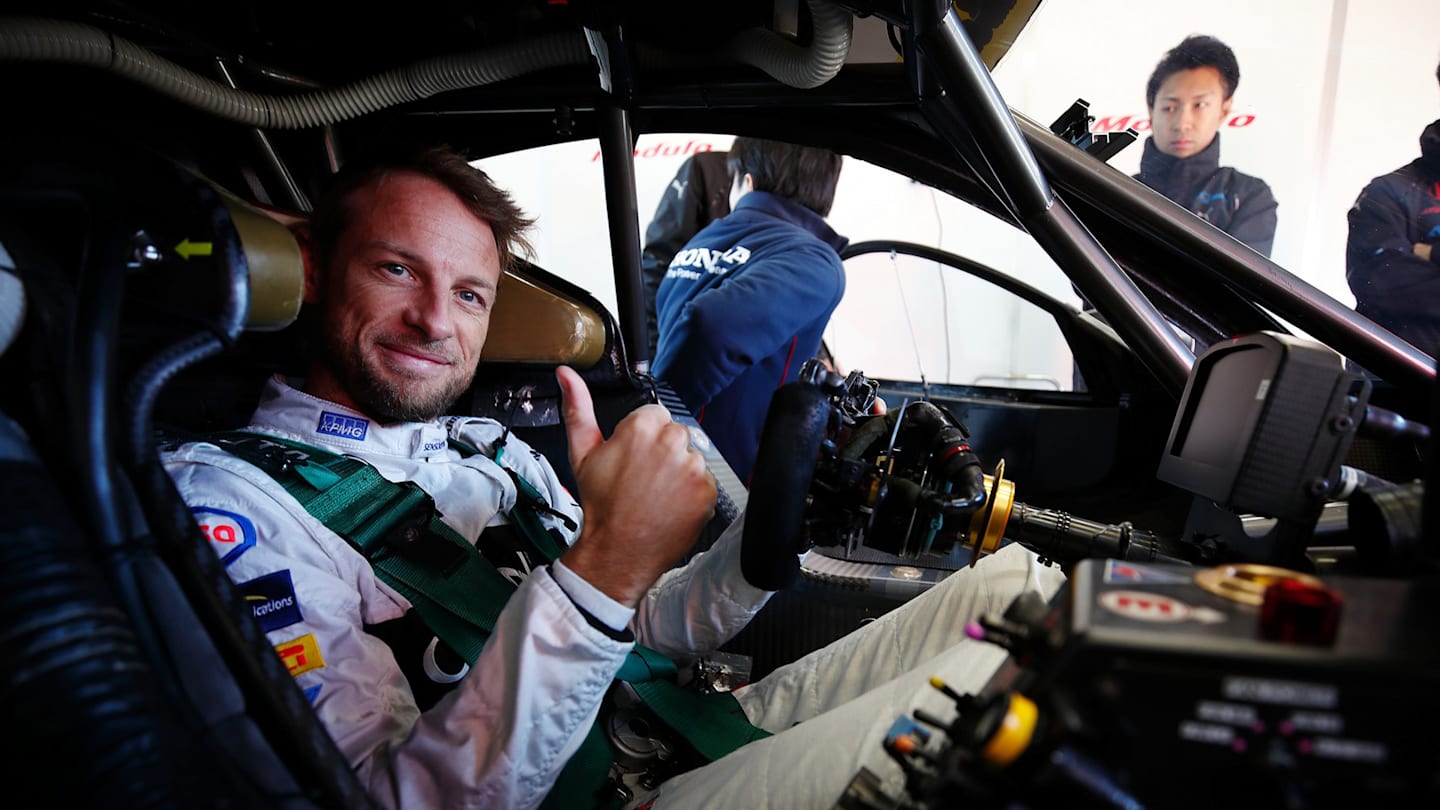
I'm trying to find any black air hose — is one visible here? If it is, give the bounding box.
[843,401,987,512]
[0,2,851,128]
[840,413,891,461]
[123,331,225,465]
[0,452,182,809]
[844,402,953,461]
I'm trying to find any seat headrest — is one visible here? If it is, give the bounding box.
[483,270,606,367]
[210,188,306,332]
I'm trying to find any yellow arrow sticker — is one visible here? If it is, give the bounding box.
[174,239,213,260]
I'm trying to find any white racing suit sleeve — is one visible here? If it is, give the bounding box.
[631,512,773,659]
[165,445,633,810]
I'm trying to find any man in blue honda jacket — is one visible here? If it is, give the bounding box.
[654,137,847,483]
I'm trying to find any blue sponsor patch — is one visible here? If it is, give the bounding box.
[238,570,303,632]
[194,507,257,566]
[303,684,323,705]
[317,410,369,441]
[1195,191,1227,206]
[1428,224,1440,240]
[422,439,447,453]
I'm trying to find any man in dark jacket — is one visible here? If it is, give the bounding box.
[641,151,731,360]
[654,137,846,483]
[1135,35,1278,256]
[1346,62,1440,357]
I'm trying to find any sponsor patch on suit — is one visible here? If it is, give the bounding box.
[275,633,325,677]
[316,410,369,441]
[194,507,257,566]
[238,570,303,632]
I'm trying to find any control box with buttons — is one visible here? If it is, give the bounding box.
[970,558,1440,808]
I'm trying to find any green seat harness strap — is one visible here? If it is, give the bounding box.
[206,431,509,663]
[202,430,767,800]
[621,647,768,761]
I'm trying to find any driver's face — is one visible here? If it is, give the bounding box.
[304,171,502,423]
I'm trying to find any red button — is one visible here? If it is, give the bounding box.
[1258,578,1343,645]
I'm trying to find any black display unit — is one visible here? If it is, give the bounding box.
[1157,332,1368,563]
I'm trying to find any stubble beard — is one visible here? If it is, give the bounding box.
[320,327,474,424]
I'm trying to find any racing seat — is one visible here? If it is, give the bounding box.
[0,141,371,808]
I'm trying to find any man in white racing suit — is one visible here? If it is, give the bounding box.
[163,146,1064,809]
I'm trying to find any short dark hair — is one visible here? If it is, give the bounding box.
[727,137,843,217]
[310,144,534,273]
[1146,35,1241,109]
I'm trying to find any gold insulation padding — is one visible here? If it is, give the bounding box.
[965,459,1015,565]
[215,191,306,331]
[866,474,884,508]
[954,0,1046,69]
[482,271,607,367]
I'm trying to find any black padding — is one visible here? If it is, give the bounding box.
[742,382,830,590]
[0,457,188,808]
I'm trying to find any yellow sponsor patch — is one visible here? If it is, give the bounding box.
[274,632,325,677]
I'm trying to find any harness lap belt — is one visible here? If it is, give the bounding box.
[199,430,768,807]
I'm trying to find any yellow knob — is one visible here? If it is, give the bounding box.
[981,692,1038,767]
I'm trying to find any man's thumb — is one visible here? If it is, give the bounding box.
[556,366,603,469]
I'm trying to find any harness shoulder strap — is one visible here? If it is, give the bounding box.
[203,431,510,662]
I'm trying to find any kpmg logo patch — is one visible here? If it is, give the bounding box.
[194,507,257,566]
[239,570,304,632]
[317,411,368,441]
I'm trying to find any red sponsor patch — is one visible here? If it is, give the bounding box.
[193,507,257,566]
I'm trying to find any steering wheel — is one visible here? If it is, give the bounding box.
[740,382,832,590]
